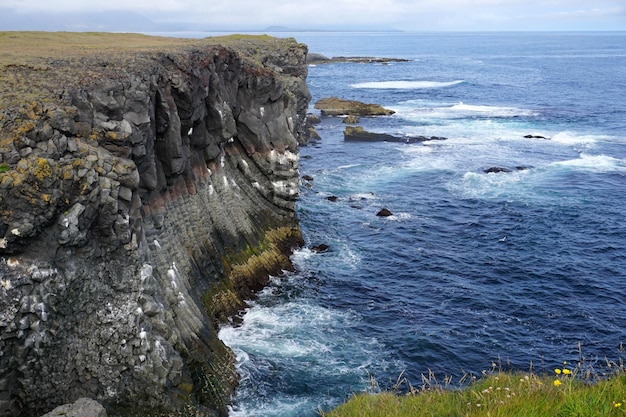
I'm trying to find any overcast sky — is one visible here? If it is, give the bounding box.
[1,0,625,31]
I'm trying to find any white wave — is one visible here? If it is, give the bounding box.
[391,102,538,122]
[351,80,464,89]
[551,131,598,145]
[350,192,377,200]
[448,102,538,118]
[551,153,626,172]
[291,247,314,265]
[448,170,530,200]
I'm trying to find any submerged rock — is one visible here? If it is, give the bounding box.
[483,166,532,174]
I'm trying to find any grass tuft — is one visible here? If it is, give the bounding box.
[322,356,626,417]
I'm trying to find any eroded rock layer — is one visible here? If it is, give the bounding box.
[0,33,310,417]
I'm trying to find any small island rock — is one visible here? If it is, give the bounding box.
[376,208,393,217]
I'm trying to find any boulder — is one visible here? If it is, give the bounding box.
[376,208,393,217]
[41,398,106,417]
[311,244,330,253]
[343,115,360,124]
[314,97,395,116]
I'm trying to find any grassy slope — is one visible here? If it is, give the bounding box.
[324,369,626,417]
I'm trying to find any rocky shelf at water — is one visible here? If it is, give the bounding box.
[306,53,410,64]
[343,126,447,143]
[0,32,311,417]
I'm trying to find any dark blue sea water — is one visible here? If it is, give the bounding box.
[218,32,626,416]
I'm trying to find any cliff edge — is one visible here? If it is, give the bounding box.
[0,32,310,416]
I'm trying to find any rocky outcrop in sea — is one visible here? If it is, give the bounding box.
[0,32,310,417]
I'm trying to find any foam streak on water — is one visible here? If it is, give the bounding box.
[221,32,626,417]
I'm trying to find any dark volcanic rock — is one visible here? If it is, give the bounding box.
[0,33,310,417]
[344,126,446,143]
[484,166,532,173]
[484,166,513,173]
[306,53,410,64]
[311,243,329,253]
[376,208,393,217]
[314,97,395,116]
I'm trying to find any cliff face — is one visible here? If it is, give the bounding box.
[0,33,310,416]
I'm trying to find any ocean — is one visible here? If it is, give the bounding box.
[217,31,626,416]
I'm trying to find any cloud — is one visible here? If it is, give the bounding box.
[2,0,625,31]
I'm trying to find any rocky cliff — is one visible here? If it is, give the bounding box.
[0,32,310,416]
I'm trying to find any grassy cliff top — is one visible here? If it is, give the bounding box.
[0,31,303,143]
[0,31,297,65]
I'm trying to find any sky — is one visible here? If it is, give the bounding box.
[1,0,625,31]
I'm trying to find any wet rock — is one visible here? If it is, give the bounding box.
[311,244,330,253]
[484,167,512,173]
[344,126,446,143]
[376,208,393,217]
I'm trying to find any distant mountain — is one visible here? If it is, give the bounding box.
[0,8,162,32]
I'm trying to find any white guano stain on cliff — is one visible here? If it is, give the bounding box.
[140,264,153,282]
[269,149,299,166]
[28,265,57,280]
[272,180,298,197]
[0,278,11,291]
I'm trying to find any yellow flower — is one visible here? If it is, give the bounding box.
[562,369,571,375]
[555,369,562,375]
[553,380,562,387]
[615,402,622,408]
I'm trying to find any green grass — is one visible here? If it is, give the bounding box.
[323,363,626,417]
